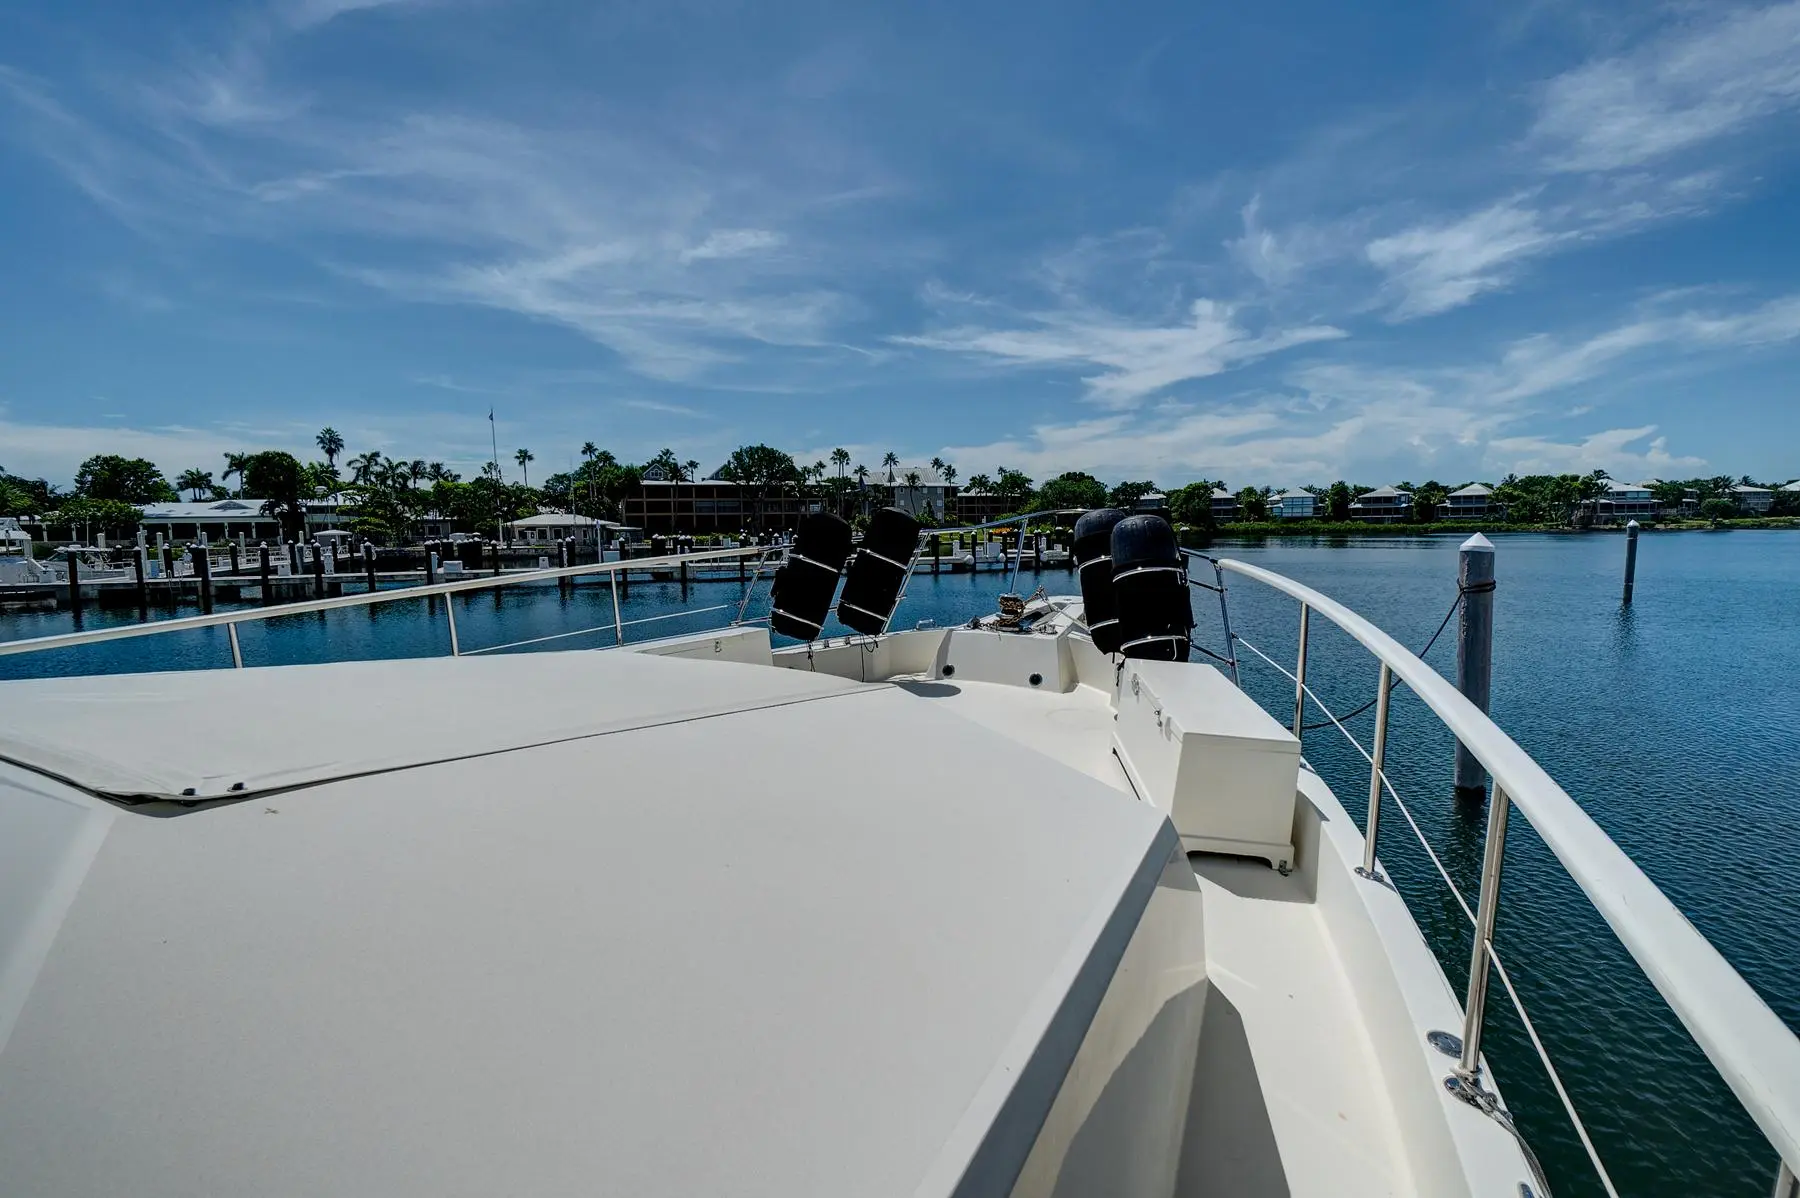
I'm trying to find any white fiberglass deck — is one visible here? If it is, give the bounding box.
[896,673,1418,1197]
[0,651,1177,1198]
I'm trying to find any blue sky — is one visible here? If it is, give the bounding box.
[3,0,1799,490]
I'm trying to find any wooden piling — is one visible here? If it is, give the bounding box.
[194,544,214,614]
[66,550,81,616]
[132,547,149,616]
[259,544,273,606]
[1454,534,1496,798]
[311,542,326,599]
[1622,520,1640,605]
[425,542,438,586]
[363,541,378,593]
[229,541,241,575]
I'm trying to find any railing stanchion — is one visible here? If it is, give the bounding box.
[227,623,243,669]
[1292,603,1310,742]
[1458,784,1511,1083]
[1212,560,1240,687]
[445,596,461,657]
[610,567,625,646]
[1359,662,1392,880]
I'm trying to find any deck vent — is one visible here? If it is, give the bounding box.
[769,514,852,642]
[1072,508,1128,653]
[1111,515,1193,661]
[836,507,921,636]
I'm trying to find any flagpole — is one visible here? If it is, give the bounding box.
[489,408,503,548]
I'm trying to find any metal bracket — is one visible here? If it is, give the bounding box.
[1426,1030,1463,1058]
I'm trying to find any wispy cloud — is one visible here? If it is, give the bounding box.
[1530,2,1800,173]
[897,298,1345,408]
[618,398,709,418]
[1486,427,1705,477]
[0,24,894,386]
[1365,198,1564,320]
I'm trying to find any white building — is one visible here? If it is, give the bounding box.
[1349,486,1413,523]
[1210,487,1239,522]
[1439,483,1497,520]
[1594,481,1656,524]
[504,513,618,545]
[1273,490,1317,519]
[1731,484,1774,514]
[884,465,954,521]
[138,500,282,543]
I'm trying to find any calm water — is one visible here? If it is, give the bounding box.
[3,531,1796,1195]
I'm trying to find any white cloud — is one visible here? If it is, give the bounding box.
[618,398,709,418]
[679,228,785,263]
[1485,427,1705,477]
[0,38,891,386]
[896,298,1345,408]
[283,0,422,30]
[1366,199,1564,319]
[1532,2,1800,173]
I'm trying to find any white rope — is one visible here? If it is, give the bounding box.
[1488,942,1624,1198]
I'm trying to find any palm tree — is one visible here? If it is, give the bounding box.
[881,450,899,482]
[929,456,945,479]
[580,442,600,513]
[348,451,381,487]
[426,462,453,483]
[222,452,250,497]
[854,463,870,518]
[942,464,957,486]
[315,427,344,469]
[831,447,850,478]
[176,468,214,501]
[514,448,535,488]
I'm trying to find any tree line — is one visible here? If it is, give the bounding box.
[4,436,1796,542]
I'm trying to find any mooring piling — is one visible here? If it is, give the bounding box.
[1454,534,1496,799]
[1623,519,1640,605]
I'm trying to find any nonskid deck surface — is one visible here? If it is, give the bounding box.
[909,675,1417,1197]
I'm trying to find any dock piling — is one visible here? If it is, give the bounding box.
[194,544,214,614]
[1622,519,1640,605]
[259,544,273,606]
[425,543,438,586]
[132,546,149,615]
[66,550,81,617]
[1454,534,1496,799]
[310,542,326,599]
[363,541,378,593]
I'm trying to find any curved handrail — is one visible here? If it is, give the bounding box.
[1216,557,1800,1173]
[0,545,768,658]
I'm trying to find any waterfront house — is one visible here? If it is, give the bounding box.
[1731,484,1774,514]
[955,489,1012,524]
[1134,491,1169,514]
[1210,487,1239,523]
[1350,486,1413,523]
[882,464,956,522]
[1274,490,1318,519]
[1439,484,1499,521]
[138,499,282,545]
[1593,481,1656,525]
[624,479,820,535]
[504,513,622,547]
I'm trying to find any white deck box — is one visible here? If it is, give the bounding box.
[1112,659,1300,870]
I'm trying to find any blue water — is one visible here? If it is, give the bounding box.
[3,531,1796,1195]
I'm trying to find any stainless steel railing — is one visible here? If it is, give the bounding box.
[1209,557,1800,1197]
[0,545,777,666]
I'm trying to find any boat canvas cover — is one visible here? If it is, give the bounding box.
[0,648,1177,1197]
[0,650,867,801]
